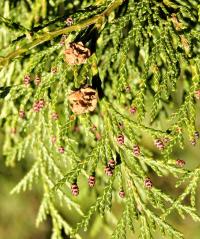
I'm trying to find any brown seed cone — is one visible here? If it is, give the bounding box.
[64,42,91,65]
[68,87,98,115]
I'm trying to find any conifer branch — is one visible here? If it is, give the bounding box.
[1,0,200,238]
[0,0,123,69]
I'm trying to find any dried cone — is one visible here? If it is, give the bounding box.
[144,178,153,189]
[88,175,95,187]
[71,183,79,196]
[68,87,98,115]
[104,165,113,176]
[176,159,186,167]
[119,190,125,198]
[64,42,91,65]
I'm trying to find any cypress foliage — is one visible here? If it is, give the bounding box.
[0,0,200,238]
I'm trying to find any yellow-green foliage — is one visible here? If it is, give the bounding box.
[0,0,200,238]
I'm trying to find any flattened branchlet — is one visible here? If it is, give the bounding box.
[0,1,200,239]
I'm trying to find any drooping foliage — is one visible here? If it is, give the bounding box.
[1,0,200,238]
